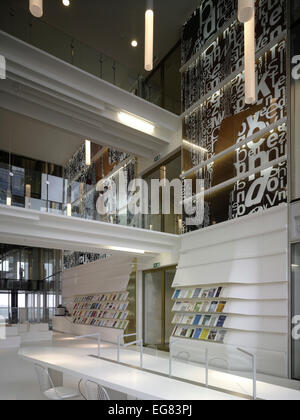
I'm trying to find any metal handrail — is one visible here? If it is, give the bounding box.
[117,333,143,368]
[169,339,182,377]
[237,347,257,400]
[74,333,101,358]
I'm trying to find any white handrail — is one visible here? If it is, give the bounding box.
[237,347,257,400]
[74,333,101,358]
[169,339,184,377]
[117,333,143,368]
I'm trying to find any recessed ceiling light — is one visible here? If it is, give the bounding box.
[118,112,155,135]
[62,0,70,6]
[131,40,138,48]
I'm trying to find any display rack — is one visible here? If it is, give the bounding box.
[72,291,129,330]
[171,286,228,344]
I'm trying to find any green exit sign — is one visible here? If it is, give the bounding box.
[153,262,161,269]
[154,154,161,162]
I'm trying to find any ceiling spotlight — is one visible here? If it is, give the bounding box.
[63,0,70,6]
[131,40,138,48]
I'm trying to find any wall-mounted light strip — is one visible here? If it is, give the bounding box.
[29,0,43,18]
[181,117,287,179]
[145,0,154,72]
[182,154,287,205]
[85,139,91,166]
[118,112,155,135]
[183,140,208,153]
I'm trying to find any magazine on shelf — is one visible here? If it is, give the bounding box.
[216,301,226,313]
[208,330,217,341]
[216,315,227,328]
[216,329,227,343]
[202,315,211,326]
[208,301,218,312]
[193,328,202,339]
[208,288,217,298]
[193,288,202,298]
[200,329,210,340]
[193,315,202,325]
[210,315,218,327]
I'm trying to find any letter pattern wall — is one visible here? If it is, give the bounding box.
[181,0,287,233]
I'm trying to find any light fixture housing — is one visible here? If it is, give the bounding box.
[145,0,154,71]
[0,55,6,80]
[118,112,155,135]
[85,139,91,166]
[67,203,72,217]
[29,0,43,18]
[238,0,255,23]
[25,184,31,208]
[6,191,11,206]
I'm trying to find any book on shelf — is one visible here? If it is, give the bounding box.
[172,287,224,300]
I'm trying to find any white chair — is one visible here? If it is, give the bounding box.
[34,364,81,400]
[84,380,110,400]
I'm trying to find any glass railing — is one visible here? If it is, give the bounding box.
[0,307,56,324]
[0,1,180,114]
[0,158,180,234]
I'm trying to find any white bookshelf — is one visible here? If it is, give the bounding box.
[72,291,129,330]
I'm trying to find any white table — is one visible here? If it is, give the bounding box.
[19,346,245,401]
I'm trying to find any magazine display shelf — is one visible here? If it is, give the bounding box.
[72,291,129,330]
[171,286,229,344]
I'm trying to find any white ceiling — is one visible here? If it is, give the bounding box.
[8,0,199,74]
[0,108,83,166]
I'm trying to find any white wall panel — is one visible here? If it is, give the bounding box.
[172,205,289,377]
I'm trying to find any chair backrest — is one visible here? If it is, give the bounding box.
[84,380,110,400]
[34,364,51,393]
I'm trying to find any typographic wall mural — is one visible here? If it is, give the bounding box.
[64,141,135,223]
[182,0,287,232]
[64,251,112,270]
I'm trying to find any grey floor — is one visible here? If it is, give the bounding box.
[0,334,127,400]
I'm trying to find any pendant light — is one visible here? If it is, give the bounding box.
[6,191,11,206]
[29,0,43,18]
[238,0,256,104]
[145,0,154,72]
[67,202,72,217]
[85,140,91,166]
[25,184,31,209]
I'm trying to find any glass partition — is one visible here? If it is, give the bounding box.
[0,0,180,114]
